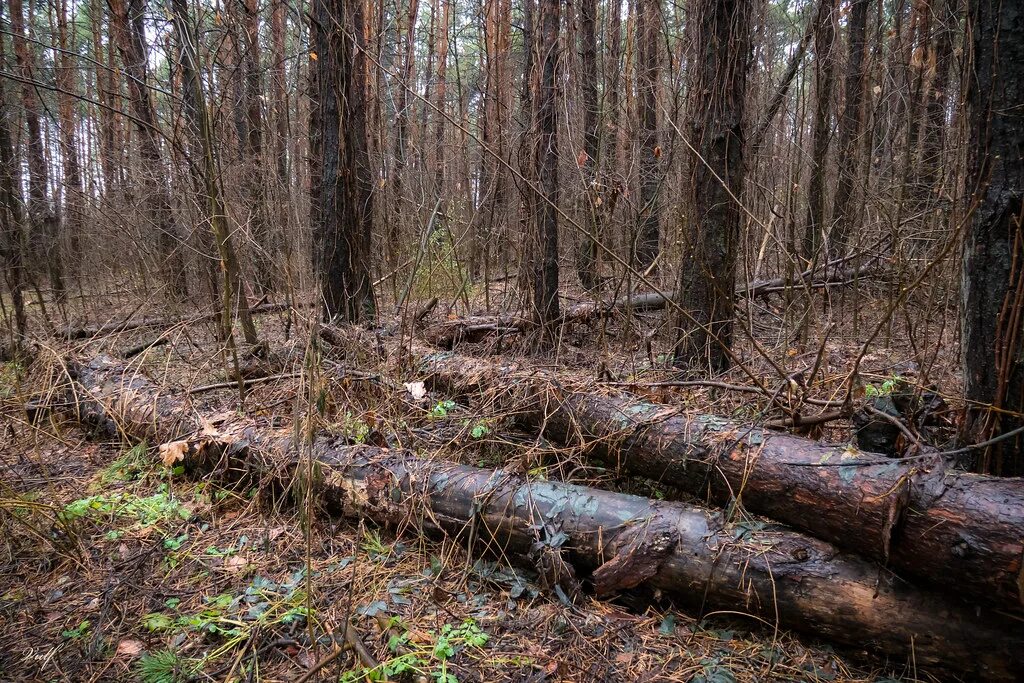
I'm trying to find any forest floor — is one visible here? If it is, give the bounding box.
[0,282,961,682]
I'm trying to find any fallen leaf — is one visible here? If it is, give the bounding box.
[158,440,188,467]
[404,381,427,401]
[116,639,144,657]
[225,555,247,573]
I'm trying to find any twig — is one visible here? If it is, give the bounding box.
[293,641,353,683]
[188,372,302,395]
[937,423,1024,458]
[122,336,169,358]
[765,409,845,430]
[865,405,920,447]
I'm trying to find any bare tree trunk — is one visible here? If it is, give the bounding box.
[0,3,28,341]
[532,0,560,342]
[55,0,84,283]
[91,0,117,196]
[827,0,869,258]
[802,0,837,260]
[961,0,1024,475]
[633,0,660,272]
[310,0,376,322]
[390,0,419,270]
[433,0,450,200]
[170,0,259,348]
[673,0,753,372]
[232,0,274,294]
[471,0,510,284]
[8,0,64,301]
[108,0,188,299]
[574,0,601,289]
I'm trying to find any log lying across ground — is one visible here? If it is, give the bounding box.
[409,344,1024,613]
[62,301,297,340]
[55,355,1024,680]
[425,265,885,347]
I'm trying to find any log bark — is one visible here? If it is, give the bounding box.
[56,355,1024,680]
[423,263,886,348]
[411,344,1024,613]
[62,301,296,340]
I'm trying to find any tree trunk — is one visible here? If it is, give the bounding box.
[108,0,188,299]
[414,344,1024,613]
[633,0,660,272]
[531,0,560,342]
[390,0,420,269]
[470,0,510,284]
[170,0,259,347]
[8,0,64,300]
[310,0,375,322]
[673,0,752,372]
[827,0,869,258]
[232,0,274,294]
[55,0,84,282]
[961,0,1024,475]
[433,0,450,200]
[0,5,28,341]
[574,0,600,290]
[802,0,837,260]
[58,354,1024,680]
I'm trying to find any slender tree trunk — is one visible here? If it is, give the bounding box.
[232,0,274,293]
[574,0,601,289]
[91,0,116,195]
[433,0,450,200]
[55,0,84,282]
[170,0,259,348]
[532,0,560,342]
[108,0,188,299]
[961,0,1024,475]
[0,3,28,341]
[600,0,622,257]
[801,0,837,260]
[673,0,753,372]
[471,0,509,283]
[310,0,375,322]
[389,0,419,269]
[8,0,64,301]
[827,0,869,258]
[633,0,661,272]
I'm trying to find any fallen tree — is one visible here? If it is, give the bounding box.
[52,354,1024,679]
[62,300,297,340]
[425,264,885,348]
[408,343,1024,613]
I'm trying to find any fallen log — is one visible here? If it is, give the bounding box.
[410,344,1024,613]
[62,301,298,340]
[424,265,885,347]
[53,355,1024,680]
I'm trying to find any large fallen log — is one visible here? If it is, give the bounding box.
[53,355,1024,679]
[410,344,1024,613]
[425,265,885,347]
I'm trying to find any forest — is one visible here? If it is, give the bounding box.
[1,0,1023,680]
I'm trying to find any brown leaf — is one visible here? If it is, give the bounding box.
[158,440,188,467]
[116,639,145,657]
